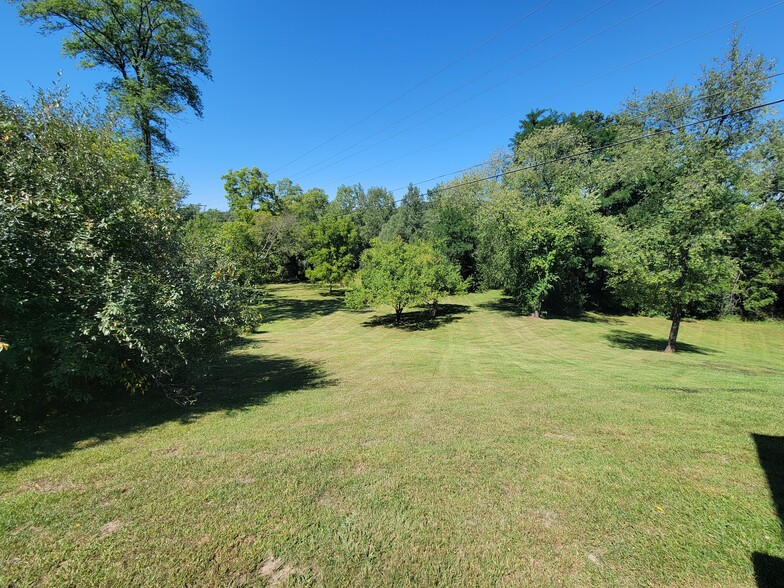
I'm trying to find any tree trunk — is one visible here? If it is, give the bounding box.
[665,304,682,353]
[395,307,403,325]
[329,283,333,295]
[143,125,153,168]
[430,299,438,318]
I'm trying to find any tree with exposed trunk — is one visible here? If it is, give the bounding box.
[601,35,776,351]
[14,0,211,167]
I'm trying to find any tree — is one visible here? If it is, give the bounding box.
[346,238,464,324]
[507,124,591,204]
[380,184,427,242]
[281,187,329,223]
[222,167,278,215]
[425,173,488,283]
[305,215,362,293]
[0,89,248,417]
[481,190,602,317]
[14,0,211,166]
[601,35,778,350]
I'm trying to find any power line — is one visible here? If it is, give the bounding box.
[268,0,554,176]
[314,1,784,189]
[379,71,783,192]
[322,98,782,219]
[414,98,784,198]
[324,70,782,192]
[289,0,667,182]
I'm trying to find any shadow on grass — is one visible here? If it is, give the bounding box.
[0,351,334,472]
[752,434,784,588]
[263,294,343,323]
[476,297,519,317]
[361,304,472,331]
[478,298,625,324]
[556,313,626,325]
[604,330,714,354]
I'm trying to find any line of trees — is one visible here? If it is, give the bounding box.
[3,13,782,421]
[186,37,782,353]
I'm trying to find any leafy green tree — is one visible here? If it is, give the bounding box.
[425,174,488,282]
[0,90,248,417]
[481,189,602,317]
[511,108,617,151]
[507,124,591,204]
[360,186,396,244]
[222,167,278,215]
[281,187,329,223]
[380,184,428,242]
[14,0,211,165]
[346,238,463,323]
[330,183,395,245]
[274,177,303,201]
[601,36,778,350]
[306,215,362,293]
[726,203,784,318]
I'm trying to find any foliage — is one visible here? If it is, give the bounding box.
[14,0,211,165]
[481,190,602,316]
[379,184,427,242]
[728,202,784,317]
[305,214,362,292]
[222,166,278,215]
[511,108,618,151]
[600,36,778,349]
[347,238,464,322]
[0,90,248,417]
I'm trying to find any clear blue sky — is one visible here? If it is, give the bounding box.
[1,0,783,209]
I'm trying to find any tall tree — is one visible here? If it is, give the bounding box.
[222,167,278,215]
[380,184,427,242]
[602,35,778,351]
[305,215,362,294]
[15,0,211,165]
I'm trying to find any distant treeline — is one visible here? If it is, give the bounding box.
[2,37,782,418]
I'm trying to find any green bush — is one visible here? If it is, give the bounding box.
[0,90,251,418]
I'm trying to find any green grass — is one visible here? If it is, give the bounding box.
[2,284,783,587]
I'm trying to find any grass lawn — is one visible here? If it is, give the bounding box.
[2,284,783,587]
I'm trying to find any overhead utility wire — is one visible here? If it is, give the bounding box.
[289,0,669,182]
[317,1,784,188]
[286,0,621,179]
[326,71,783,189]
[324,99,783,218]
[269,0,554,175]
[402,98,784,197]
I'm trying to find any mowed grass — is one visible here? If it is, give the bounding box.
[2,284,784,587]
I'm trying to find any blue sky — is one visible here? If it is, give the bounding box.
[1,0,783,209]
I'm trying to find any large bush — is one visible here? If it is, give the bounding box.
[0,91,251,418]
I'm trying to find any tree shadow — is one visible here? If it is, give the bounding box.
[0,351,335,472]
[554,313,626,325]
[476,297,519,317]
[361,304,472,331]
[604,330,714,354]
[752,434,784,588]
[477,298,625,325]
[263,294,343,323]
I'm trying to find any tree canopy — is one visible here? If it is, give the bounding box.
[14,0,211,165]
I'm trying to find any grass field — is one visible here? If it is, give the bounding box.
[2,284,783,587]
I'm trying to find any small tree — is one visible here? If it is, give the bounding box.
[347,238,464,324]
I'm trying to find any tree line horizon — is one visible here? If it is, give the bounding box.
[1,0,782,419]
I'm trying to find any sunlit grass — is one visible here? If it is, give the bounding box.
[2,284,783,586]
